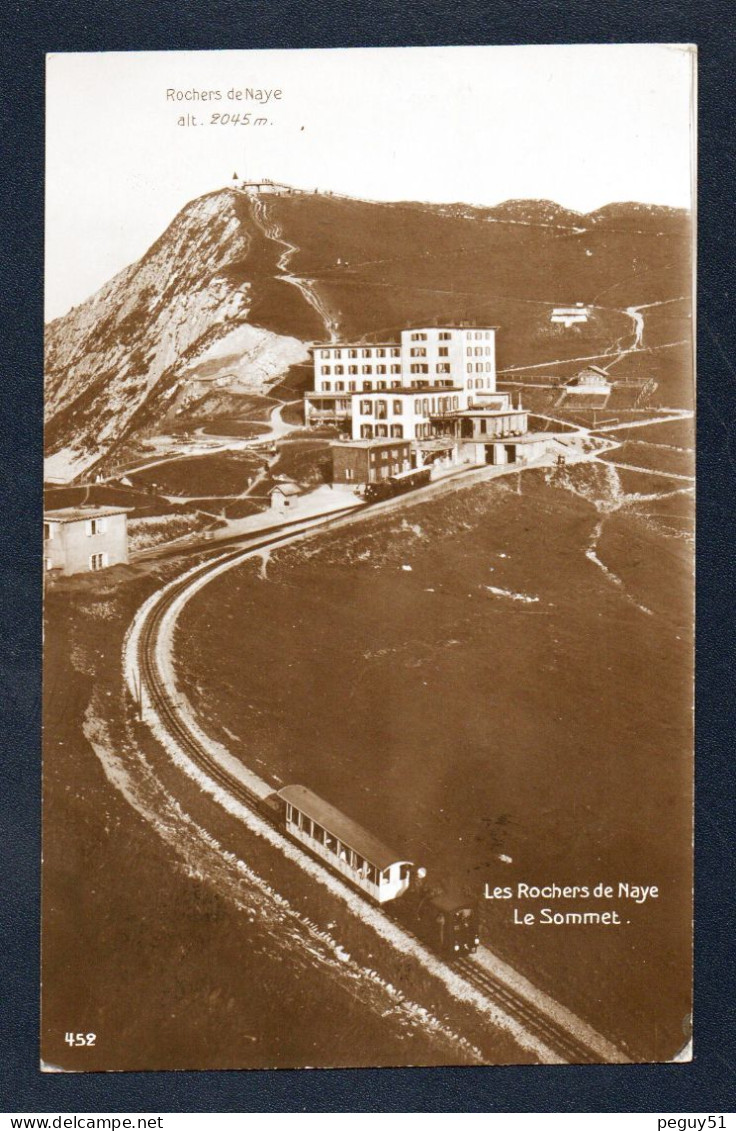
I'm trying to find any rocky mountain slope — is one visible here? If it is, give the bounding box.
[45,187,692,481]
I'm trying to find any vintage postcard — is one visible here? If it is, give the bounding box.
[42,44,695,1071]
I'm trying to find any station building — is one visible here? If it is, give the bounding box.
[43,505,130,576]
[332,438,412,485]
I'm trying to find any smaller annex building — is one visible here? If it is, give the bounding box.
[44,505,130,576]
[332,438,412,485]
[569,365,611,393]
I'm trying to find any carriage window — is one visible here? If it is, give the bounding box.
[324,832,336,853]
[400,864,410,881]
[366,863,378,884]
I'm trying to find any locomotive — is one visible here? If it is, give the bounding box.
[363,466,432,504]
[258,783,479,959]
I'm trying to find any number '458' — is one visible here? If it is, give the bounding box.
[64,1032,96,1046]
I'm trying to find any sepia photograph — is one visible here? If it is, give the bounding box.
[42,44,695,1072]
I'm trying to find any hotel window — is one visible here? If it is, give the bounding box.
[376,348,386,357]
[393,400,403,414]
[475,347,482,356]
[362,381,372,391]
[391,381,400,388]
[360,400,373,414]
[349,365,358,375]
[438,346,449,356]
[349,348,358,358]
[335,382,344,391]
[437,363,450,373]
[362,365,373,375]
[43,523,53,540]
[414,400,422,413]
[390,364,401,374]
[476,363,483,373]
[467,379,473,388]
[485,362,492,372]
[320,349,330,358]
[485,346,491,355]
[452,397,459,409]
[475,331,482,339]
[410,347,427,357]
[377,365,386,374]
[410,332,427,341]
[467,363,473,373]
[362,348,372,357]
[348,381,356,391]
[466,347,473,356]
[485,331,491,339]
[376,400,387,418]
[376,424,388,438]
[322,381,331,391]
[360,424,373,439]
[439,331,451,340]
[335,365,344,375]
[377,381,387,390]
[475,378,483,388]
[410,363,429,374]
[334,349,342,359]
[391,348,401,357]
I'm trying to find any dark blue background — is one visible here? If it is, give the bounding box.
[3,0,734,1113]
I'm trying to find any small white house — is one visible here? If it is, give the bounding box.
[44,505,130,576]
[268,481,302,512]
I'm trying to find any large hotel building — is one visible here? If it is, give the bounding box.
[304,325,543,477]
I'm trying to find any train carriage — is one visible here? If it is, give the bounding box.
[276,785,413,904]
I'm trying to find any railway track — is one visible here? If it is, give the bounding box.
[130,508,628,1065]
[454,960,603,1064]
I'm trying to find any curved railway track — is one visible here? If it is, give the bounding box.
[131,509,628,1065]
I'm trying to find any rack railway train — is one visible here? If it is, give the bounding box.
[363,465,432,503]
[258,783,479,958]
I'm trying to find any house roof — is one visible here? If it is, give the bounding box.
[277,784,409,872]
[268,482,302,497]
[43,505,130,524]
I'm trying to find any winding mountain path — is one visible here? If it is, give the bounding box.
[242,190,339,341]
